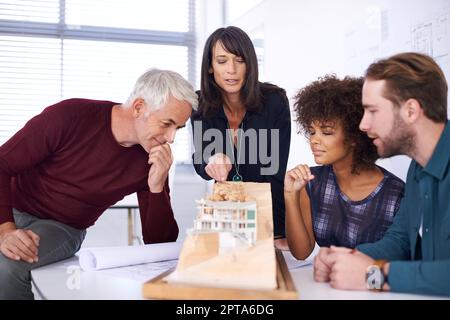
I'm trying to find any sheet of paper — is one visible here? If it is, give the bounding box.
[79,241,182,271]
[96,259,178,283]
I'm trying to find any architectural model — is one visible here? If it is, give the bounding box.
[165,181,277,290]
[193,199,257,247]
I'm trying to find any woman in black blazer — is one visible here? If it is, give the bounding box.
[191,26,291,248]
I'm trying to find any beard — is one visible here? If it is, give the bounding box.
[377,114,415,158]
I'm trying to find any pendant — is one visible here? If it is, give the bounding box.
[232,174,243,182]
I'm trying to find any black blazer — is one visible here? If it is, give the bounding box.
[190,90,291,237]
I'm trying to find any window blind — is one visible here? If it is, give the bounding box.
[0,0,195,163]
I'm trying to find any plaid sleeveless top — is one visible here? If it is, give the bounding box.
[306,165,405,248]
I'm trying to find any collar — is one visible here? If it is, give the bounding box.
[414,120,450,181]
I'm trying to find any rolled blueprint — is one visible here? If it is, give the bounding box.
[79,241,182,271]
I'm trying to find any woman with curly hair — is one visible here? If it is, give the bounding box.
[285,75,405,260]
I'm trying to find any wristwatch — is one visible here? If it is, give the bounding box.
[366,260,388,290]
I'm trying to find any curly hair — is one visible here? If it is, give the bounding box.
[293,74,378,173]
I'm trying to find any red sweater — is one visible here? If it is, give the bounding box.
[0,98,178,244]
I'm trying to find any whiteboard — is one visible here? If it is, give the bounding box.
[340,0,450,179]
[248,0,450,180]
[343,0,450,115]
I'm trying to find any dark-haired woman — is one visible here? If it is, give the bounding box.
[191,26,291,247]
[285,75,405,259]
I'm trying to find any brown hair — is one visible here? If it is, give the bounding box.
[198,26,285,117]
[294,74,378,173]
[365,52,448,123]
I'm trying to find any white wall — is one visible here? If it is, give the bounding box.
[229,0,450,181]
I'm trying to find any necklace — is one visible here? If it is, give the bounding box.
[226,120,244,182]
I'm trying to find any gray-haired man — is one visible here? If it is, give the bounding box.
[0,69,198,299]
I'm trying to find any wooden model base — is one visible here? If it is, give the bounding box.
[142,250,298,300]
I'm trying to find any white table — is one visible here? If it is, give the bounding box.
[31,252,447,300]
